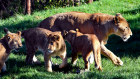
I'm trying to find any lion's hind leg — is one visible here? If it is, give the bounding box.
[82,51,92,71]
[92,41,102,71]
[71,49,78,65]
[25,42,40,64]
[25,49,36,64]
[88,52,94,64]
[93,46,102,71]
[96,47,102,71]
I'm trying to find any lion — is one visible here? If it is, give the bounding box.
[0,28,22,73]
[38,12,132,66]
[21,27,67,72]
[63,29,102,71]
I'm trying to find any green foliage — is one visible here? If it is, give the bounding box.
[0,0,90,19]
[0,0,140,78]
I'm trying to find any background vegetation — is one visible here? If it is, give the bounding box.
[0,0,140,79]
[0,0,93,19]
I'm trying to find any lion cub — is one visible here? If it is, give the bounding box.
[22,27,67,72]
[63,29,102,71]
[0,28,22,73]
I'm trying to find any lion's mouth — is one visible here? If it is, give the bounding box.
[13,48,20,52]
[12,45,22,52]
[122,36,130,42]
[47,49,54,53]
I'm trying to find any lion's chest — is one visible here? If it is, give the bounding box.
[0,43,9,62]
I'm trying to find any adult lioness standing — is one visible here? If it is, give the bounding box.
[38,12,132,66]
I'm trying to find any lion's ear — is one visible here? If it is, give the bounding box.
[63,30,68,36]
[6,36,11,41]
[4,28,11,34]
[114,13,122,24]
[53,35,60,41]
[76,29,79,32]
[48,34,53,38]
[17,31,21,36]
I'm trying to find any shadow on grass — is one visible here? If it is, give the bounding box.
[1,57,81,77]
[1,59,27,76]
[121,5,140,15]
[51,63,81,74]
[78,71,126,79]
[0,20,40,33]
[106,28,140,58]
[1,58,44,77]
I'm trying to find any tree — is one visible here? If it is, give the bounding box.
[25,0,31,15]
[88,0,93,3]
[66,0,80,6]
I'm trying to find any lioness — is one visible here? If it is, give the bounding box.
[0,28,22,73]
[63,29,102,71]
[38,12,132,66]
[22,27,67,72]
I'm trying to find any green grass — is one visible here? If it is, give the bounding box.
[0,0,140,79]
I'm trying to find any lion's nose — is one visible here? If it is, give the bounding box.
[123,37,126,40]
[130,32,133,37]
[19,44,22,47]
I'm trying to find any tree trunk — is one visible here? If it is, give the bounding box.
[88,0,93,3]
[26,0,31,15]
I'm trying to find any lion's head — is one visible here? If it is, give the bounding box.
[114,13,132,42]
[4,28,22,50]
[63,30,77,41]
[47,32,61,53]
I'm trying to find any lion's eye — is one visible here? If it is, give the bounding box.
[7,36,11,40]
[50,42,53,45]
[126,27,128,29]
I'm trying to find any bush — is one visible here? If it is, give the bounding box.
[0,0,91,19]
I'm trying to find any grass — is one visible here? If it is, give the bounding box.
[0,0,140,79]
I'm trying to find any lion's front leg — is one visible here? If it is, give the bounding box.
[101,43,123,66]
[0,63,4,73]
[59,51,67,68]
[44,53,52,72]
[1,63,6,72]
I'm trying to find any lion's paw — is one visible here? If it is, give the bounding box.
[47,67,52,72]
[79,69,90,74]
[59,64,66,68]
[95,65,102,71]
[114,57,123,66]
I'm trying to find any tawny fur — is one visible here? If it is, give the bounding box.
[38,12,132,66]
[22,27,67,72]
[0,28,22,73]
[64,30,102,71]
